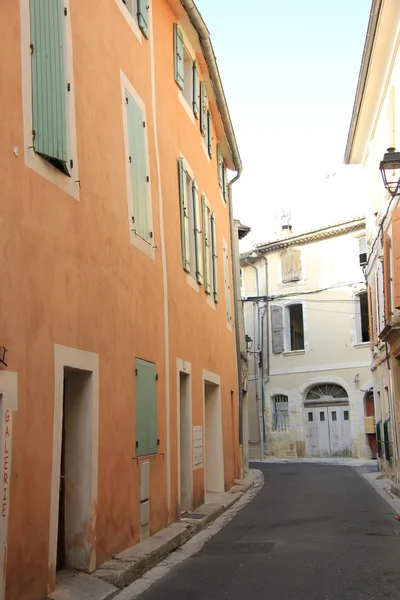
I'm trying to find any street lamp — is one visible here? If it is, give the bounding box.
[245,334,253,352]
[379,147,400,197]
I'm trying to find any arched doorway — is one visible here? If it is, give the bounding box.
[304,384,351,457]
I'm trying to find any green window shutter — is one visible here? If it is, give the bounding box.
[222,165,228,202]
[174,24,184,90]
[192,61,199,118]
[126,91,150,241]
[135,359,158,457]
[192,180,203,284]
[137,0,149,38]
[211,212,218,303]
[217,144,223,189]
[200,82,206,137]
[30,0,69,175]
[178,158,190,271]
[207,110,212,157]
[202,195,211,294]
[223,242,231,321]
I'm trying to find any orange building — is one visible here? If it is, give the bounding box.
[0,1,242,598]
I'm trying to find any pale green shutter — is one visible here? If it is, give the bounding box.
[30,0,69,175]
[179,158,190,271]
[192,61,199,118]
[174,24,184,90]
[126,91,150,241]
[136,359,158,457]
[222,165,228,202]
[202,195,211,294]
[207,110,212,157]
[211,212,218,303]
[271,306,284,353]
[200,82,206,136]
[192,180,203,284]
[217,144,223,189]
[223,242,231,321]
[137,0,149,38]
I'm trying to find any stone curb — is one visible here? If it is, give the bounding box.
[94,471,258,591]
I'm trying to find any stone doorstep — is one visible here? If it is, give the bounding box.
[94,474,256,591]
[391,482,400,498]
[47,570,119,600]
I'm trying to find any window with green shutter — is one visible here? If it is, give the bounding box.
[174,24,184,90]
[178,157,190,272]
[211,213,218,302]
[202,196,211,294]
[207,110,212,158]
[200,82,207,137]
[192,181,203,284]
[30,0,69,175]
[223,239,231,321]
[137,0,149,38]
[135,359,158,457]
[217,145,223,188]
[192,61,199,118]
[125,90,151,242]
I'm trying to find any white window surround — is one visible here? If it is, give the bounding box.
[283,301,306,353]
[277,252,306,288]
[176,26,197,118]
[353,290,370,346]
[20,0,80,200]
[203,194,215,308]
[115,0,143,43]
[222,235,232,331]
[120,70,155,260]
[179,154,199,289]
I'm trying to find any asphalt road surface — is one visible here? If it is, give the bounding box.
[137,463,400,599]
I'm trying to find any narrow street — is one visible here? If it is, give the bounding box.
[134,464,400,600]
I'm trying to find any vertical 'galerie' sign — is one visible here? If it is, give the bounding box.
[2,410,10,518]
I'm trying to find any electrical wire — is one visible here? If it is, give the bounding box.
[242,281,365,302]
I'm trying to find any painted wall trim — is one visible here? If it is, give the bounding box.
[270,360,371,377]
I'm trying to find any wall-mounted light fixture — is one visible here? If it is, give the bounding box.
[245,334,253,352]
[379,147,400,197]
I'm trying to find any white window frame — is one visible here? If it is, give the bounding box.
[354,290,370,346]
[376,260,385,336]
[120,70,154,260]
[176,27,196,124]
[358,234,367,267]
[115,0,144,43]
[20,0,80,200]
[223,236,232,329]
[283,301,305,354]
[182,158,198,287]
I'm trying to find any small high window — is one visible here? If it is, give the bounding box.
[281,248,302,283]
[359,236,367,266]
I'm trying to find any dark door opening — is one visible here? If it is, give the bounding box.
[57,378,66,571]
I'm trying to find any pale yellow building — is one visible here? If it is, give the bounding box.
[241,218,374,460]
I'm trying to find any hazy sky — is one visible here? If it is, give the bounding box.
[196,0,372,248]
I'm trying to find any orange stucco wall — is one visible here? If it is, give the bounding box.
[0,1,239,599]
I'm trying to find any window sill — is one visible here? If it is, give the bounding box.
[282,350,305,356]
[353,342,370,349]
[178,90,195,124]
[130,232,155,260]
[115,0,143,43]
[186,273,200,293]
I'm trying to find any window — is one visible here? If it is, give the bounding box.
[308,412,313,422]
[174,25,199,117]
[272,395,289,432]
[384,233,393,323]
[344,411,349,421]
[320,412,325,422]
[281,248,302,283]
[178,158,203,283]
[135,359,158,456]
[287,304,304,351]
[358,236,367,266]
[217,145,228,202]
[122,0,149,37]
[200,82,207,137]
[30,0,70,175]
[331,411,337,421]
[202,196,211,293]
[356,291,370,343]
[223,238,232,322]
[306,384,348,401]
[210,212,218,302]
[207,110,213,158]
[125,90,152,243]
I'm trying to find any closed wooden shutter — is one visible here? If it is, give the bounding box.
[174,24,184,89]
[126,90,150,241]
[202,195,211,294]
[271,305,284,354]
[137,0,149,38]
[217,144,223,189]
[200,82,206,136]
[392,207,400,308]
[135,359,158,457]
[207,110,212,157]
[281,248,301,282]
[192,180,203,284]
[192,61,199,117]
[223,241,231,321]
[30,0,69,174]
[384,232,392,322]
[178,158,190,272]
[211,212,218,303]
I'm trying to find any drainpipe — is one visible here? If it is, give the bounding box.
[244,258,264,460]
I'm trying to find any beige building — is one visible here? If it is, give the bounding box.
[241,218,374,460]
[344,0,400,478]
